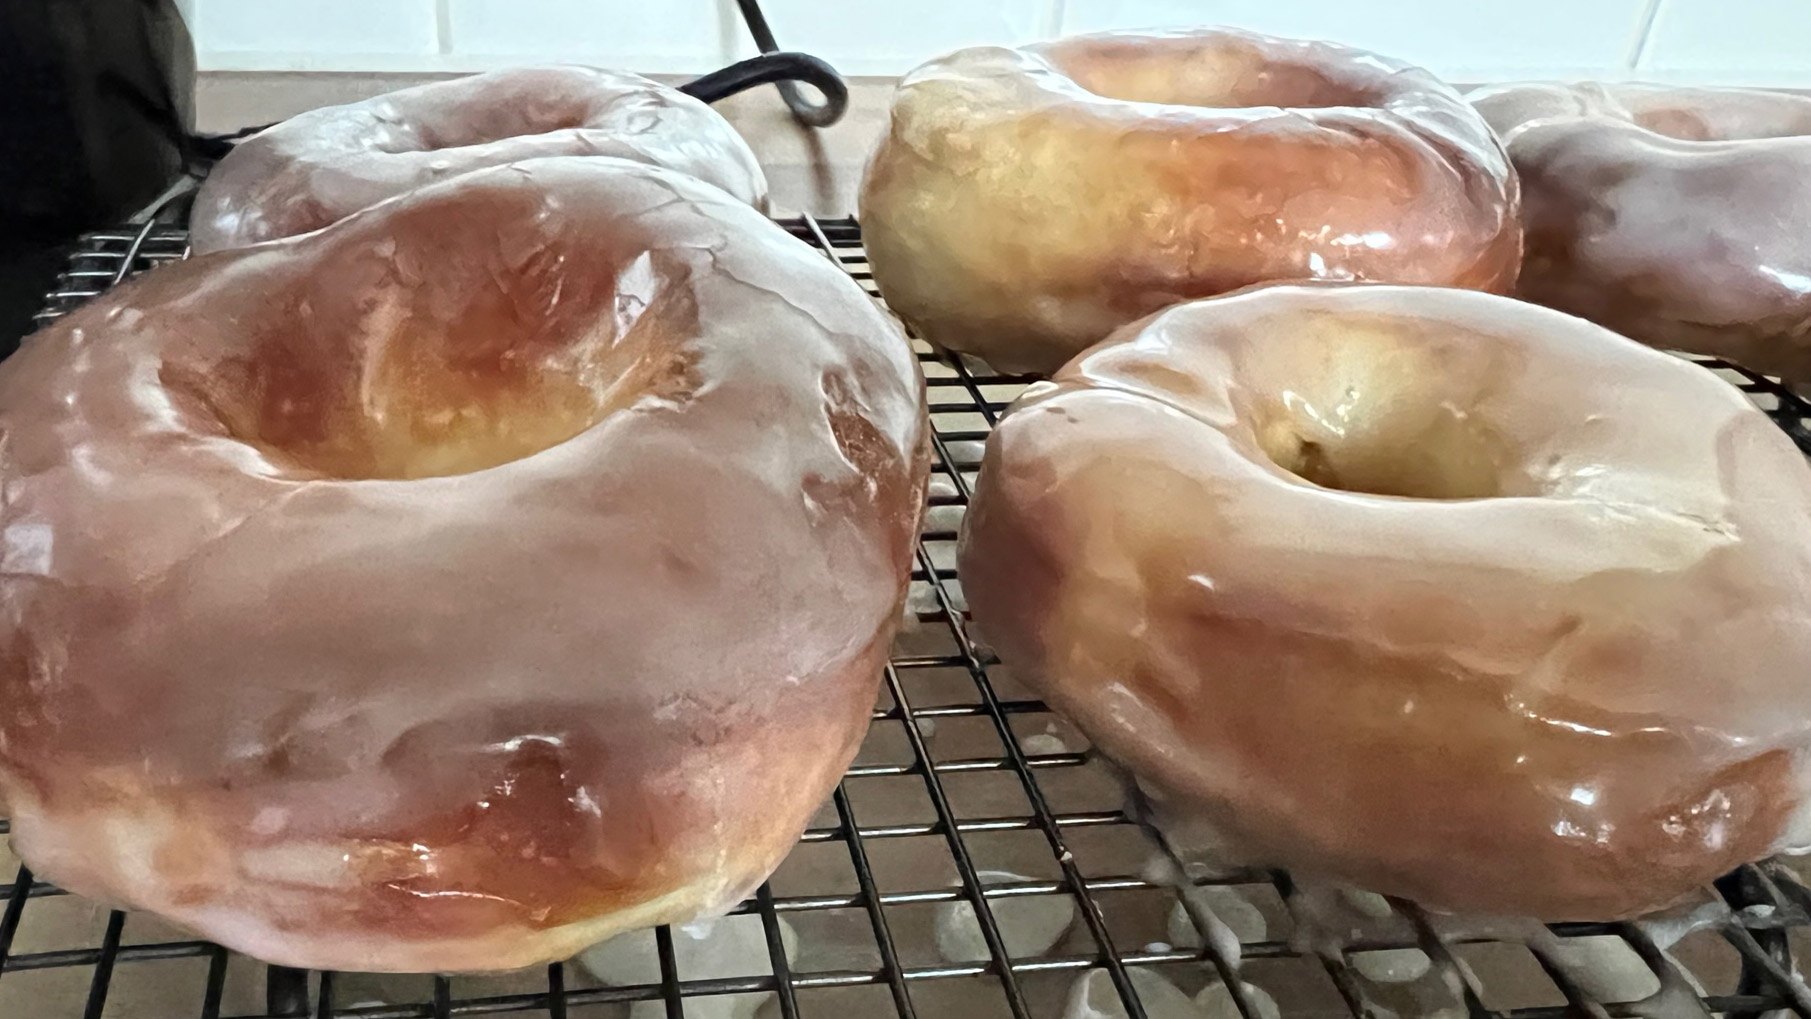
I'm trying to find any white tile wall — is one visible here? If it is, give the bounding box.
[446,0,723,68]
[194,0,440,63]
[731,0,1051,74]
[186,0,1811,87]
[1639,0,1811,86]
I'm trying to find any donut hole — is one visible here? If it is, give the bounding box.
[1631,109,1724,142]
[1255,391,1515,501]
[1627,101,1811,142]
[413,108,588,152]
[177,220,695,480]
[1045,39,1382,111]
[399,78,597,152]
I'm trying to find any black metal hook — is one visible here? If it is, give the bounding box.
[721,0,847,128]
[189,0,847,164]
[679,50,848,128]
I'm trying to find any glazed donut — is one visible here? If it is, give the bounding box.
[958,283,1811,919]
[859,28,1522,376]
[1470,82,1811,382]
[190,66,767,253]
[0,157,928,971]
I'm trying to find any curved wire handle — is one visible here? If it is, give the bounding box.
[679,50,848,127]
[192,0,848,157]
[198,46,851,160]
[723,0,846,128]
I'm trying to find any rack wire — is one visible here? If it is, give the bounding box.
[7,213,1811,1019]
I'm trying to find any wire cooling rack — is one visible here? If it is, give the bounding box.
[7,215,1811,1019]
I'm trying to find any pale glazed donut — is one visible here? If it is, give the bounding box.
[958,283,1811,919]
[1471,82,1811,382]
[0,157,928,971]
[860,28,1522,376]
[190,66,767,253]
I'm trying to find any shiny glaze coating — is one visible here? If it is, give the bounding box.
[191,66,767,253]
[1471,82,1811,382]
[958,284,1811,919]
[0,158,928,971]
[860,28,1522,376]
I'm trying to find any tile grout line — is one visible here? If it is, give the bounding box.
[434,0,453,55]
[718,0,743,65]
[1625,0,1665,70]
[1044,0,1068,37]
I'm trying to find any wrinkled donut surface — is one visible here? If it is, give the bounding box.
[191,66,768,253]
[861,28,1522,375]
[1472,81,1811,382]
[959,283,1811,919]
[0,157,928,972]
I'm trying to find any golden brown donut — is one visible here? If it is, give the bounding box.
[958,283,1811,920]
[860,28,1522,375]
[190,66,767,253]
[0,157,927,971]
[1471,82,1811,382]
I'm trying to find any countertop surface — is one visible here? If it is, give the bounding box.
[197,71,897,218]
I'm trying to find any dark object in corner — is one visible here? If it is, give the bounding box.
[0,0,195,354]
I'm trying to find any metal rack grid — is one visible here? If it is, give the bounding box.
[6,214,1811,1019]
